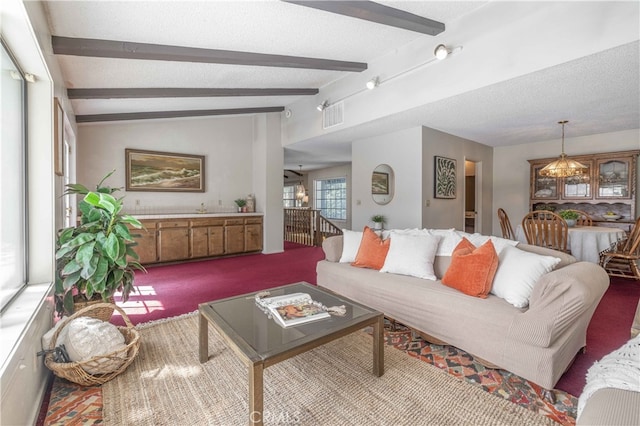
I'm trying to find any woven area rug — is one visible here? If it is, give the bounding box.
[102,313,555,425]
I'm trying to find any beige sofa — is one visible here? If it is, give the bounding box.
[317,235,610,390]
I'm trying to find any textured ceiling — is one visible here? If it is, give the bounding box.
[42,1,639,170]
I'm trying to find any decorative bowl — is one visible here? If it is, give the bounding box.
[602,214,621,221]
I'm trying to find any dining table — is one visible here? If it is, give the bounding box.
[515,224,626,264]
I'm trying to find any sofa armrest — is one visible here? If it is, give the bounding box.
[509,262,609,348]
[322,235,343,263]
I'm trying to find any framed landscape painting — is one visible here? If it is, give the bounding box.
[125,149,205,192]
[434,156,456,199]
[371,171,389,194]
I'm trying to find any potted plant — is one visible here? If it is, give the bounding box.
[371,214,387,230]
[234,198,247,213]
[558,210,579,227]
[55,171,146,317]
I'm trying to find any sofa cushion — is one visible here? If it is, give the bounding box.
[380,231,440,280]
[339,229,363,263]
[351,226,390,270]
[442,238,498,298]
[491,245,561,308]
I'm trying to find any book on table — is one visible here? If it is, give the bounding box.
[256,292,330,328]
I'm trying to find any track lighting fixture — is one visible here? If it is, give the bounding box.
[366,77,379,90]
[317,100,329,111]
[434,44,449,60]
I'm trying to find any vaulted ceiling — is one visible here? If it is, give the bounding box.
[43,1,639,169]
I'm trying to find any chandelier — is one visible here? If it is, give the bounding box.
[539,120,588,178]
[295,165,306,206]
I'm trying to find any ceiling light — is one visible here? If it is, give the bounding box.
[24,73,36,83]
[366,77,380,90]
[317,100,329,111]
[539,120,588,178]
[434,44,449,60]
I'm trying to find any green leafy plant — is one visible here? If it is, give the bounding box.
[558,210,580,220]
[371,214,387,224]
[55,171,146,316]
[234,198,247,207]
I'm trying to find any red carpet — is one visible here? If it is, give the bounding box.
[111,242,325,327]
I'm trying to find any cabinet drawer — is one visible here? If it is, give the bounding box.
[225,218,245,226]
[245,217,263,224]
[138,220,158,229]
[158,220,189,228]
[190,218,225,227]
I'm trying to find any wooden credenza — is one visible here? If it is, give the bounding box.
[131,215,263,265]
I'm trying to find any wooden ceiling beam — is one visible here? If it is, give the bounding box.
[52,36,367,72]
[75,106,285,123]
[283,1,445,36]
[68,87,319,99]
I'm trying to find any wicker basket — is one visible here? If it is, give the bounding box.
[45,303,140,386]
[73,296,116,322]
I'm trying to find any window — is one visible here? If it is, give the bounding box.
[314,177,346,220]
[0,40,27,311]
[283,185,296,208]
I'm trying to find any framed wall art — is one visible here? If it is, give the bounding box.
[125,148,205,192]
[371,171,389,195]
[54,98,64,176]
[434,156,457,199]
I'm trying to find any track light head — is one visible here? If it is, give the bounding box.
[434,44,449,60]
[317,100,329,111]
[366,76,380,90]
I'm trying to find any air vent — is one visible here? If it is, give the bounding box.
[323,101,344,129]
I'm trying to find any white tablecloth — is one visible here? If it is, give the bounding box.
[515,225,625,264]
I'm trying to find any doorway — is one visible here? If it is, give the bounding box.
[464,160,481,234]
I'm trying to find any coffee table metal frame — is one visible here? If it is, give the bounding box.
[198,282,384,425]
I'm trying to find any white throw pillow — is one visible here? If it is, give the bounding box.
[339,229,363,263]
[460,232,519,255]
[380,232,441,280]
[491,245,561,308]
[427,229,462,256]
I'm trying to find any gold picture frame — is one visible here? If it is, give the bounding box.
[125,148,205,192]
[54,98,64,176]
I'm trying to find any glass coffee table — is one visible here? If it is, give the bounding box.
[199,281,384,425]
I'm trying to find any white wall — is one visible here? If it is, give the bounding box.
[493,129,640,235]
[352,127,423,230]
[422,127,494,233]
[77,115,255,213]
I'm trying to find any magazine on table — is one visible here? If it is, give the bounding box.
[255,292,330,328]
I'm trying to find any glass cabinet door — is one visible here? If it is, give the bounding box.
[562,160,592,199]
[596,158,631,199]
[531,164,559,200]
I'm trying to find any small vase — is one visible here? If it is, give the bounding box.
[373,222,383,230]
[565,219,576,227]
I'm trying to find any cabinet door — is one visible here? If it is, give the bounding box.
[596,158,632,199]
[131,229,157,264]
[245,223,263,252]
[158,228,189,262]
[190,227,209,258]
[561,160,592,200]
[225,224,245,254]
[208,226,224,255]
[531,164,559,200]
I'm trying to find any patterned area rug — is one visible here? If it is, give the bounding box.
[43,317,576,425]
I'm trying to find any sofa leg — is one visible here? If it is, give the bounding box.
[541,389,556,404]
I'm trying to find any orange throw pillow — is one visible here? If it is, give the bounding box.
[441,237,498,298]
[351,226,390,270]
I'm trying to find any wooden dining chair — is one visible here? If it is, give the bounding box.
[599,216,640,280]
[521,210,570,253]
[561,209,593,226]
[497,208,516,240]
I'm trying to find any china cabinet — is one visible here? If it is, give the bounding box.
[528,150,639,231]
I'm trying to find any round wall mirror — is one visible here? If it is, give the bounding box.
[371,164,394,205]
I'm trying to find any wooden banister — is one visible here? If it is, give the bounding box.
[284,208,342,246]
